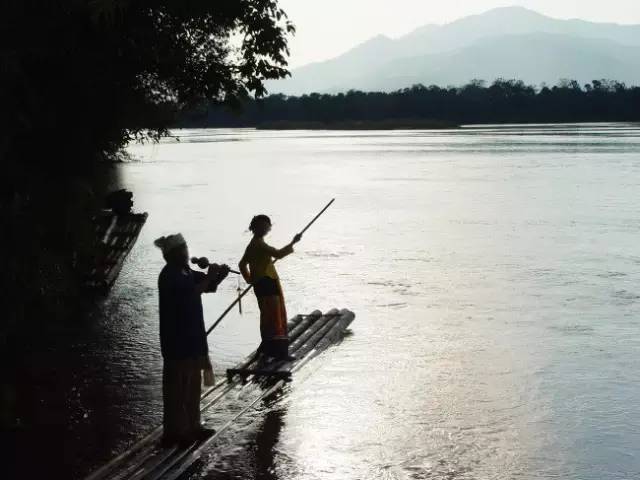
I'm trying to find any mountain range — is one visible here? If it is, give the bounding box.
[267,6,640,95]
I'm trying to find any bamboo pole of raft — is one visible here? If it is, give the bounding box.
[205,198,335,336]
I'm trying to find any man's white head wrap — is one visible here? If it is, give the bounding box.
[154,233,186,255]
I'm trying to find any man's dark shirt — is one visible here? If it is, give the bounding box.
[158,265,214,360]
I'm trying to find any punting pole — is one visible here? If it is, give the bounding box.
[205,198,335,336]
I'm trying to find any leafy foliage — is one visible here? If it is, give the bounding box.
[2,0,294,163]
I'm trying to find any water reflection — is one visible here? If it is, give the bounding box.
[196,403,288,480]
[254,409,285,480]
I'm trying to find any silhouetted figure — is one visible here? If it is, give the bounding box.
[239,216,301,360]
[155,234,230,445]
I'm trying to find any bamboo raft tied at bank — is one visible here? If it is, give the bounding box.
[84,189,148,292]
[84,309,355,480]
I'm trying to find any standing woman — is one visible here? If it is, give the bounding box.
[239,215,301,360]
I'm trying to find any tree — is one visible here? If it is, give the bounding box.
[2,0,294,160]
[0,1,294,331]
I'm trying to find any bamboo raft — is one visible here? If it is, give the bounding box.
[84,308,355,480]
[84,210,148,292]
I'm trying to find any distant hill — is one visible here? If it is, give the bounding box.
[359,34,640,92]
[269,6,640,95]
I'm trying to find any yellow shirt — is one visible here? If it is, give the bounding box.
[241,237,293,281]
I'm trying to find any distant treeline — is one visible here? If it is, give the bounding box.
[182,79,640,128]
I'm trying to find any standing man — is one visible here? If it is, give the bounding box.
[154,233,230,445]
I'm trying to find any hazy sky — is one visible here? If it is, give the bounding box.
[278,0,640,67]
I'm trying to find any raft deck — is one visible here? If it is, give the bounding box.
[84,308,355,480]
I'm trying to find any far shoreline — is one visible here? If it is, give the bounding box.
[255,119,459,130]
[171,120,639,134]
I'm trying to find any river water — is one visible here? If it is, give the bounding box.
[20,124,640,479]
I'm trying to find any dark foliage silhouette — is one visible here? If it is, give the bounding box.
[0,0,293,333]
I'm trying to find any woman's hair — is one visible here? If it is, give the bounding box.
[249,214,271,233]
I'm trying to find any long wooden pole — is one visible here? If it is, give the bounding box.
[299,197,335,234]
[205,198,335,336]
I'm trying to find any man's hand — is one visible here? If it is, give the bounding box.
[219,264,231,281]
[292,233,302,244]
[207,263,221,277]
[207,263,230,284]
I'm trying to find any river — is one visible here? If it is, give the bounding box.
[16,124,640,479]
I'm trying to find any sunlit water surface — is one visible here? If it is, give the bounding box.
[54,124,640,479]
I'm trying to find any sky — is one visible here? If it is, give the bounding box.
[277,0,640,67]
